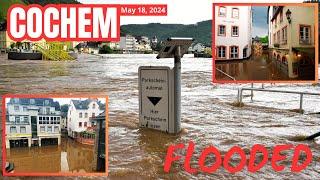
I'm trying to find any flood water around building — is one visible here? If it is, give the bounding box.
[215,52,314,81]
[6,137,95,173]
[0,54,320,179]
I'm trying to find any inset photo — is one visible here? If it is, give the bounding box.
[2,95,108,176]
[213,3,318,83]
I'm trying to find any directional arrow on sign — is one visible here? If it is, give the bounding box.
[147,97,162,106]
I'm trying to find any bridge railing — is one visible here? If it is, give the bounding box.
[237,87,320,113]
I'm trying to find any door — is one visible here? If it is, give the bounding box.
[31,116,37,138]
[243,48,247,58]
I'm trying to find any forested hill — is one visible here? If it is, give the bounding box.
[0,0,79,21]
[121,20,212,46]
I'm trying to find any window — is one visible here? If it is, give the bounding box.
[10,126,17,133]
[92,113,95,117]
[47,126,52,132]
[23,116,28,123]
[280,10,283,23]
[57,117,60,124]
[281,26,287,44]
[85,113,88,118]
[300,25,311,44]
[46,108,50,114]
[40,126,45,133]
[23,106,27,112]
[218,25,226,36]
[20,126,26,133]
[217,46,226,59]
[277,31,281,44]
[14,106,19,111]
[50,117,54,124]
[45,100,49,105]
[93,103,96,109]
[79,122,82,127]
[46,117,49,124]
[230,46,239,59]
[30,99,35,104]
[54,126,59,133]
[15,116,20,123]
[232,8,239,18]
[84,122,87,127]
[231,26,239,37]
[39,117,43,124]
[79,112,83,118]
[219,6,226,17]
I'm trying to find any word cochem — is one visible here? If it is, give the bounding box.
[164,141,313,174]
[7,4,120,41]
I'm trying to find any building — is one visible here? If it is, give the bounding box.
[5,98,62,149]
[268,6,316,78]
[120,35,138,52]
[67,99,103,138]
[192,43,206,53]
[215,6,252,60]
[92,111,106,172]
[151,36,158,49]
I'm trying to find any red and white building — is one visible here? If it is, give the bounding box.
[215,6,252,60]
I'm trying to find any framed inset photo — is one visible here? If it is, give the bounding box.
[2,94,108,177]
[212,3,319,83]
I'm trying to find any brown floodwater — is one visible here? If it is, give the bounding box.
[0,53,319,179]
[6,137,95,173]
[216,52,294,81]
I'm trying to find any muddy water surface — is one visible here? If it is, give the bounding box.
[0,54,319,179]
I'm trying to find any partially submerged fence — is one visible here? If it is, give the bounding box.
[237,87,320,113]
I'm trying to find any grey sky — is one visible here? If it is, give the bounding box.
[252,6,269,37]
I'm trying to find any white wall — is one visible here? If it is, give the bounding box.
[215,6,252,59]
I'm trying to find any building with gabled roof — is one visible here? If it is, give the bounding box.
[67,99,104,138]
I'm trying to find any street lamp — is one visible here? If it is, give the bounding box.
[286,9,292,24]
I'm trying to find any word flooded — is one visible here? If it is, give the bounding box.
[164,141,313,173]
[7,4,120,41]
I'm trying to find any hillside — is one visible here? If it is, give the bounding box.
[0,0,25,21]
[0,0,79,21]
[121,20,212,46]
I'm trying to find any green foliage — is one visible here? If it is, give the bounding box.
[260,36,269,44]
[99,45,113,54]
[0,0,26,20]
[121,20,212,46]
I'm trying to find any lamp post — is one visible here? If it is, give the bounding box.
[286,8,295,78]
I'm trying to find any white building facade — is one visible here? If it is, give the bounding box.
[6,98,61,149]
[215,6,252,60]
[67,99,103,138]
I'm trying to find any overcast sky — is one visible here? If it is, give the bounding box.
[79,0,304,25]
[252,7,269,37]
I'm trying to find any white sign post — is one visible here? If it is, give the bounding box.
[139,37,193,134]
[139,66,172,132]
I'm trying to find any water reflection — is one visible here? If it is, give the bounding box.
[216,53,291,81]
[6,137,95,173]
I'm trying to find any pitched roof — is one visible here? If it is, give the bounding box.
[8,98,61,110]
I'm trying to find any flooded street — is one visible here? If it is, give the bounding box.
[0,54,320,179]
[6,137,95,173]
[216,52,292,81]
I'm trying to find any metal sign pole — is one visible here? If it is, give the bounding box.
[174,46,181,134]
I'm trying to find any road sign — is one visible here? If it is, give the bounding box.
[139,66,172,132]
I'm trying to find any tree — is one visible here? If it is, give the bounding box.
[99,45,113,54]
